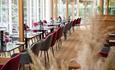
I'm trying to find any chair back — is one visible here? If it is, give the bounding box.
[64,23,69,32]
[56,27,63,40]
[32,30,38,32]
[68,21,72,30]
[31,43,40,56]
[56,27,61,40]
[76,18,81,25]
[0,54,21,70]
[72,19,76,27]
[51,31,57,47]
[43,20,47,24]
[40,33,53,51]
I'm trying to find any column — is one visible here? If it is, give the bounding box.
[36,0,39,21]
[43,0,45,19]
[18,0,24,42]
[27,0,32,28]
[46,0,52,21]
[99,0,103,15]
[40,0,43,20]
[33,0,37,21]
[72,0,75,20]
[106,0,109,15]
[53,0,58,19]
[66,0,68,20]
[51,0,53,18]
[93,0,97,16]
[77,0,80,17]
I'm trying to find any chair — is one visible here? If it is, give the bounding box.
[38,33,53,66]
[68,21,72,34]
[31,42,40,56]
[50,30,57,56]
[63,23,69,40]
[43,20,47,25]
[76,18,81,26]
[72,19,76,31]
[0,54,21,70]
[19,52,32,70]
[56,27,63,49]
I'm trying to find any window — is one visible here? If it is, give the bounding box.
[0,0,9,27]
[0,0,18,34]
[0,0,49,33]
[57,0,66,17]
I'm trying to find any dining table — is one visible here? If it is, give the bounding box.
[0,41,25,57]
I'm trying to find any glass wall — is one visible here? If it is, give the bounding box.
[57,0,65,17]
[23,0,49,28]
[0,0,50,34]
[79,1,94,18]
[0,0,18,34]
[0,0,9,28]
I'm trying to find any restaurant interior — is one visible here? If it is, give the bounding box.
[0,0,115,70]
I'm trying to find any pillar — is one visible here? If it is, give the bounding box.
[66,0,69,20]
[18,0,24,42]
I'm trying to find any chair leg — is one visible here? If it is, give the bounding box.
[40,51,42,56]
[51,47,55,56]
[59,39,62,48]
[44,51,47,66]
[56,40,59,51]
[61,39,62,46]
[64,32,67,40]
[46,51,49,62]
[19,64,25,70]
[29,64,31,70]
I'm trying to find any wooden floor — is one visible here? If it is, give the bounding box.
[55,29,80,62]
[24,27,81,70]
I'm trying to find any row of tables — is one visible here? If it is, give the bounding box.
[0,23,61,57]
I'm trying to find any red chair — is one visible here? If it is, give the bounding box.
[43,20,47,24]
[32,30,38,32]
[76,18,81,26]
[63,23,69,40]
[50,30,57,55]
[72,19,76,31]
[0,54,21,70]
[56,27,63,49]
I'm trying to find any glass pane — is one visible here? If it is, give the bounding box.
[58,0,66,17]
[11,0,18,33]
[0,0,2,23]
[1,0,9,26]
[23,0,27,23]
[12,0,18,24]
